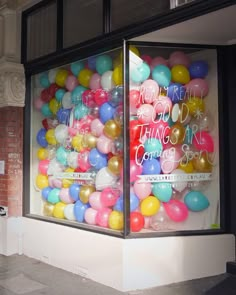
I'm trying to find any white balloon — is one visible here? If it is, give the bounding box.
[54,124,69,144]
[47,158,65,175]
[62,92,73,109]
[95,167,117,191]
[67,151,79,169]
[101,71,115,91]
[48,68,58,84]
[64,204,76,221]
[171,169,188,192]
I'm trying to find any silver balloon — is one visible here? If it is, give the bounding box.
[189,111,214,132]
[150,203,173,231]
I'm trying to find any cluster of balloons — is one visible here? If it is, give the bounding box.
[34,46,215,233]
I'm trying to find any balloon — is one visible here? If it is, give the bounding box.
[71,134,83,152]
[89,191,104,210]
[41,186,52,201]
[171,168,188,192]
[56,146,68,166]
[130,140,144,160]
[43,202,54,217]
[94,89,109,106]
[131,62,150,83]
[64,204,76,221]
[51,178,62,189]
[55,69,68,87]
[88,148,107,170]
[164,199,188,222]
[62,167,74,188]
[36,174,48,190]
[89,73,101,90]
[74,200,90,222]
[99,102,115,124]
[37,128,48,147]
[133,181,152,200]
[95,167,117,191]
[130,160,142,182]
[47,158,65,175]
[185,78,209,98]
[152,65,171,88]
[104,120,121,139]
[101,71,115,91]
[140,79,159,104]
[78,68,93,88]
[192,151,213,172]
[112,137,123,155]
[39,73,50,88]
[178,160,194,173]
[78,150,91,171]
[140,196,160,216]
[130,120,142,141]
[190,111,214,132]
[62,92,73,109]
[137,104,155,124]
[69,183,81,202]
[82,133,97,149]
[130,212,144,232]
[84,208,98,225]
[153,95,172,115]
[129,89,141,114]
[91,118,104,137]
[148,120,170,141]
[112,65,123,85]
[130,192,140,212]
[101,187,120,207]
[54,124,69,144]
[71,86,87,105]
[67,151,79,169]
[59,188,74,204]
[107,156,122,176]
[192,131,214,152]
[96,134,113,154]
[108,86,123,107]
[144,138,163,156]
[141,54,152,65]
[108,211,123,230]
[150,56,168,69]
[57,108,71,124]
[160,147,182,174]
[169,122,185,145]
[38,159,50,175]
[48,69,57,84]
[48,188,60,204]
[189,61,209,79]
[53,202,66,219]
[96,55,113,75]
[150,203,171,230]
[79,185,95,204]
[37,147,49,160]
[171,65,190,84]
[167,83,186,104]
[65,75,78,92]
[142,158,161,175]
[34,97,44,110]
[184,191,210,212]
[71,61,84,76]
[74,103,89,120]
[113,105,123,126]
[41,103,53,118]
[152,182,172,202]
[169,51,191,68]
[49,98,60,115]
[185,97,205,116]
[96,208,112,227]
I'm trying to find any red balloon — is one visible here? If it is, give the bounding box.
[41,88,51,103]
[130,120,143,141]
[48,83,60,97]
[94,89,108,106]
[130,212,145,232]
[164,200,188,222]
[130,140,144,160]
[192,131,214,152]
[82,90,96,107]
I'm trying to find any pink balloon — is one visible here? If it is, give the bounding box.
[171,169,187,192]
[48,176,55,188]
[160,147,182,174]
[89,73,101,90]
[89,191,104,210]
[65,75,78,92]
[91,118,104,137]
[129,89,141,114]
[153,95,172,115]
[164,199,188,222]
[133,181,152,200]
[100,187,120,207]
[59,188,74,204]
[34,97,44,110]
[82,90,96,107]
[52,178,62,188]
[84,207,98,225]
[137,104,155,124]
[168,51,191,68]
[78,115,93,134]
[96,208,112,228]
[130,160,143,183]
[185,78,209,98]
[141,55,152,65]
[150,56,168,70]
[38,159,50,175]
[78,150,91,171]
[192,131,214,152]
[97,134,113,154]
[140,79,159,104]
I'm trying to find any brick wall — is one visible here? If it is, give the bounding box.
[0,107,23,216]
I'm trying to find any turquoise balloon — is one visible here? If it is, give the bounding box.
[55,89,66,102]
[39,73,50,88]
[71,61,84,76]
[184,191,209,212]
[96,55,113,75]
[152,182,172,202]
[74,103,89,120]
[152,65,171,88]
[41,103,53,117]
[48,188,60,204]
[184,126,193,144]
[131,62,150,83]
[71,86,87,105]
[144,138,163,157]
[56,146,69,166]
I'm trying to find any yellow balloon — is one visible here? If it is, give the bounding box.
[82,133,97,149]
[37,147,49,160]
[185,97,205,116]
[104,120,121,139]
[78,69,93,88]
[62,167,75,188]
[171,65,190,84]
[119,45,140,63]
[169,122,185,145]
[108,211,124,230]
[140,196,160,216]
[55,69,68,87]
[53,202,66,219]
[79,185,95,204]
[192,152,212,172]
[71,134,84,152]
[179,160,194,173]
[112,65,123,85]
[49,98,60,115]
[36,174,49,189]
[43,202,54,217]
[113,57,121,68]
[107,156,122,176]
[45,129,58,145]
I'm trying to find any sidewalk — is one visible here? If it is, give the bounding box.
[0,254,227,295]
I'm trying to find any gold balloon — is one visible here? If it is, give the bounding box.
[80,185,95,204]
[71,134,84,152]
[82,133,97,149]
[185,97,205,116]
[169,123,185,145]
[192,152,212,172]
[53,202,66,219]
[104,120,121,139]
[178,160,194,173]
[45,129,58,145]
[43,202,54,217]
[107,156,123,176]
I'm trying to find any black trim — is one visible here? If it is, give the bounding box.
[56,0,63,50]
[103,0,111,34]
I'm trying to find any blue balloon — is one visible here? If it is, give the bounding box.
[131,62,150,83]
[167,83,186,104]
[184,191,210,212]
[48,188,60,204]
[39,73,50,88]
[74,103,89,120]
[96,55,113,75]
[189,60,208,79]
[88,148,107,170]
[36,128,48,147]
[56,146,69,166]
[42,186,53,201]
[99,102,115,124]
[57,108,71,124]
[109,86,124,107]
[144,138,163,157]
[113,193,139,212]
[142,158,161,175]
[88,56,97,70]
[152,182,172,202]
[41,103,53,118]
[71,86,87,105]
[74,200,90,222]
[152,65,171,88]
[69,183,81,202]
[55,89,66,102]
[114,196,123,211]
[71,61,84,76]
